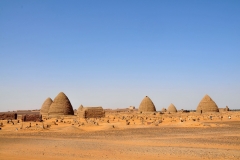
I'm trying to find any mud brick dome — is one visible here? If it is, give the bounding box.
[138,96,156,112]
[167,103,177,113]
[196,94,219,113]
[40,97,53,115]
[48,92,74,115]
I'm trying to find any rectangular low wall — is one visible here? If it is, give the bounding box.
[22,114,42,122]
[0,113,17,120]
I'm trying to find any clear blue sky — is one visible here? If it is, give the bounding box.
[0,0,239,111]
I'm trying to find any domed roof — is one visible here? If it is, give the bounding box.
[167,103,177,112]
[77,104,83,115]
[196,94,219,113]
[40,97,53,115]
[138,96,156,112]
[48,92,74,115]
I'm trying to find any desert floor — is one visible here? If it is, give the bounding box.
[0,113,240,160]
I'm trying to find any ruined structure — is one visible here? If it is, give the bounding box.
[196,94,219,113]
[161,108,167,112]
[167,103,177,113]
[22,114,42,122]
[138,96,156,112]
[129,106,135,110]
[224,106,230,111]
[48,92,74,116]
[77,104,84,116]
[78,107,105,118]
[0,110,43,122]
[0,113,17,120]
[40,97,53,115]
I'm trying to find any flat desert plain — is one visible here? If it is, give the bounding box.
[0,112,240,160]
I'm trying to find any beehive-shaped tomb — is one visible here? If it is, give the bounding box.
[48,92,74,115]
[167,103,177,113]
[40,97,53,115]
[196,94,219,113]
[138,96,156,112]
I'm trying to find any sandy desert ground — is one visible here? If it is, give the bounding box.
[0,112,240,160]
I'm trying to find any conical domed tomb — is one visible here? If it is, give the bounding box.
[40,97,53,115]
[167,103,177,113]
[48,92,74,115]
[138,96,156,112]
[196,94,219,113]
